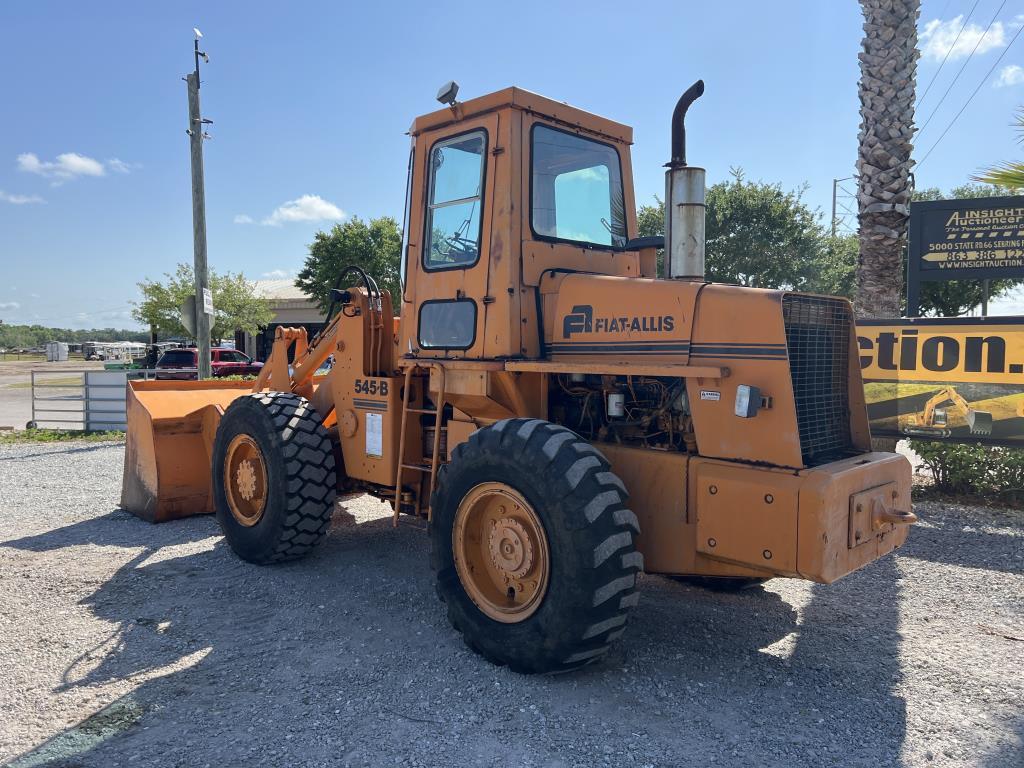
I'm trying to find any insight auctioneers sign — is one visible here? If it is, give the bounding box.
[857,317,1024,447]
[909,196,1024,280]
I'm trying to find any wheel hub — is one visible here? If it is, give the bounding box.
[224,434,268,527]
[452,482,550,623]
[488,518,533,579]
[236,460,258,501]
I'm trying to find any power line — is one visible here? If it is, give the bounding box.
[917,18,1024,169]
[917,0,981,107]
[916,0,1007,139]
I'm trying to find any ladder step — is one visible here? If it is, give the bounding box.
[405,407,439,415]
[401,463,432,472]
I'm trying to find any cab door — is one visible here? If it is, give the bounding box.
[406,113,499,360]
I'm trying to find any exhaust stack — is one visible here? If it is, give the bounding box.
[664,80,706,280]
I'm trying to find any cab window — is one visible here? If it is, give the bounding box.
[418,299,476,349]
[531,124,626,248]
[424,130,486,271]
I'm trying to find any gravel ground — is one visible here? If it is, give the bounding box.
[0,441,1021,768]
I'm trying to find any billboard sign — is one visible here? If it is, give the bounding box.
[858,316,1024,446]
[909,196,1024,281]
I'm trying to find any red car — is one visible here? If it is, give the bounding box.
[154,348,263,380]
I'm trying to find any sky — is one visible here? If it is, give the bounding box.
[2,0,1024,329]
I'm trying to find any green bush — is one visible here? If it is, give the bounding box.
[913,441,1024,502]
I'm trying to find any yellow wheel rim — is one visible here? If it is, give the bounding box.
[453,482,550,623]
[224,434,268,527]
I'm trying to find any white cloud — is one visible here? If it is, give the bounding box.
[107,158,140,174]
[261,194,345,226]
[0,190,44,204]
[233,214,254,225]
[261,269,293,279]
[920,16,1007,62]
[16,152,137,185]
[18,152,105,182]
[995,64,1024,87]
[0,301,21,310]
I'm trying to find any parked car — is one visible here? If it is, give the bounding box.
[154,348,263,380]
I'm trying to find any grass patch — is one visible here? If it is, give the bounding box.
[4,375,83,390]
[0,428,125,444]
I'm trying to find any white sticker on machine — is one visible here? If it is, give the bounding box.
[365,412,383,457]
[699,390,721,401]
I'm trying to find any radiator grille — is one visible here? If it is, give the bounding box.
[782,295,855,466]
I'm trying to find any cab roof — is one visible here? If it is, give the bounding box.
[409,87,633,144]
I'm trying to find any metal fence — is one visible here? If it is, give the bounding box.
[29,369,194,431]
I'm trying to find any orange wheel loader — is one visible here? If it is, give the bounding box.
[121,81,916,674]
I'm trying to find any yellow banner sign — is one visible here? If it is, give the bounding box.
[858,320,1024,384]
[857,318,1024,446]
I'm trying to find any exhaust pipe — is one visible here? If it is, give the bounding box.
[664,80,706,281]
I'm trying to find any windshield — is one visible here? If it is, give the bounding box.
[424,130,486,270]
[531,124,626,248]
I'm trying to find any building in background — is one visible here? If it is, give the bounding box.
[238,279,326,361]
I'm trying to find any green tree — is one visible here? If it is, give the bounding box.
[132,264,273,340]
[296,216,402,314]
[0,324,149,348]
[637,170,834,292]
[911,184,1020,316]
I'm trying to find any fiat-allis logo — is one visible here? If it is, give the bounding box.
[562,304,675,337]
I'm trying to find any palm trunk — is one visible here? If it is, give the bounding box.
[856,0,920,320]
[857,0,919,451]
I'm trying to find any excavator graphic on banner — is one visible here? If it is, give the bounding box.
[903,386,994,438]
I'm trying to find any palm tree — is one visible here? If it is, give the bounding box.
[856,0,920,319]
[975,111,1024,188]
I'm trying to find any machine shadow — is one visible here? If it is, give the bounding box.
[3,503,906,766]
[787,557,908,767]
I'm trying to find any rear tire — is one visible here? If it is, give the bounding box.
[212,392,336,564]
[430,418,642,674]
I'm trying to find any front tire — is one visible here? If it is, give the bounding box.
[430,418,643,674]
[212,392,336,564]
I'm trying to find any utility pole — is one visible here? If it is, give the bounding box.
[832,178,838,238]
[831,177,852,238]
[187,29,213,379]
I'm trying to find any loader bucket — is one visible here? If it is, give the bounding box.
[120,379,253,523]
[968,409,994,436]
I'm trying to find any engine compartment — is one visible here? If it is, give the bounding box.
[548,374,695,452]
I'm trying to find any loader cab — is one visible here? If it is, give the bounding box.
[399,87,649,362]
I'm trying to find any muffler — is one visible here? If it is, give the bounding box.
[664,80,706,281]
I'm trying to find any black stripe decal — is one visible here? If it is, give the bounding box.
[549,343,691,352]
[691,354,788,360]
[691,342,786,350]
[551,339,691,347]
[353,398,388,410]
[692,350,786,360]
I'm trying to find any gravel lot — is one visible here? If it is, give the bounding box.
[1,441,1021,767]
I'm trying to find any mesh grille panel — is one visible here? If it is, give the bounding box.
[782,295,855,466]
